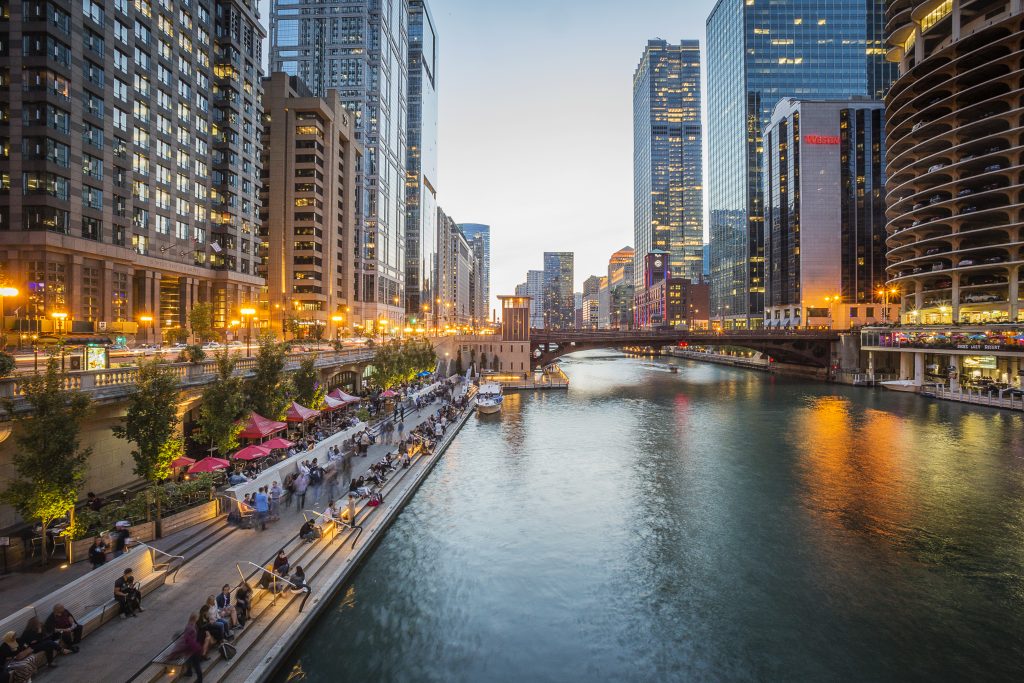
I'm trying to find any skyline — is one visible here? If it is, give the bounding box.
[427,0,718,311]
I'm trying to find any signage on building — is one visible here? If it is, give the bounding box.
[804,135,840,145]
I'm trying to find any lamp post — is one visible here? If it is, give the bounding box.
[331,314,343,342]
[0,286,18,351]
[240,307,256,357]
[378,318,388,343]
[51,311,68,371]
[138,314,154,345]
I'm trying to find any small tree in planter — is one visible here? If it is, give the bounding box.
[188,302,215,343]
[195,350,247,458]
[1,354,91,564]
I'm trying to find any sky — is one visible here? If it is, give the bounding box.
[429,0,720,313]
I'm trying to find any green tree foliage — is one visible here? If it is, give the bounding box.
[1,355,91,563]
[165,327,189,345]
[249,332,291,418]
[0,352,15,378]
[112,358,181,484]
[188,302,215,342]
[370,338,437,388]
[177,344,206,364]
[195,350,246,457]
[309,321,326,346]
[292,354,325,408]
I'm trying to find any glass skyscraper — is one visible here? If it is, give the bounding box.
[543,252,574,330]
[458,223,490,316]
[406,0,439,324]
[633,40,704,288]
[706,0,893,327]
[270,0,409,325]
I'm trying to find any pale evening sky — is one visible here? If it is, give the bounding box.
[430,0,718,314]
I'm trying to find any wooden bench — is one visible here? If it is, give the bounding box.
[0,545,178,643]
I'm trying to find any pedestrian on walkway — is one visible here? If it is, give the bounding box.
[397,419,405,443]
[293,472,309,510]
[254,487,269,531]
[269,481,282,521]
[170,613,206,682]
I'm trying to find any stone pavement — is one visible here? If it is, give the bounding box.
[0,392,454,683]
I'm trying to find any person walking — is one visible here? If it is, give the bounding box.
[293,472,309,510]
[397,419,405,444]
[254,487,269,531]
[269,481,282,521]
[170,614,206,683]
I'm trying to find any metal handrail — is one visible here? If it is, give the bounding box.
[237,560,312,613]
[135,542,186,583]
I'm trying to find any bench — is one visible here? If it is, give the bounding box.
[0,545,179,644]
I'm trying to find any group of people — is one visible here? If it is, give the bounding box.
[169,582,252,682]
[1,604,83,682]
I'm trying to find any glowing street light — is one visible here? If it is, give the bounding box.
[240,307,256,357]
[0,286,18,351]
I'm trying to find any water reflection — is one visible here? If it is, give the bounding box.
[281,353,1024,682]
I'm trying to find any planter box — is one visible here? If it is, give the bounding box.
[129,521,156,544]
[159,500,219,537]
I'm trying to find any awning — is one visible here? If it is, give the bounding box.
[232,444,272,461]
[327,389,360,403]
[238,413,288,439]
[188,456,230,473]
[322,395,347,411]
[380,389,398,399]
[261,437,294,450]
[782,318,792,328]
[285,401,320,422]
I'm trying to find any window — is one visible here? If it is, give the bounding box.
[155,215,170,235]
[83,185,103,209]
[134,46,150,70]
[113,49,129,73]
[113,107,127,131]
[82,216,101,241]
[83,154,103,179]
[113,78,128,102]
[175,220,189,240]
[132,128,149,147]
[114,21,129,44]
[82,0,104,25]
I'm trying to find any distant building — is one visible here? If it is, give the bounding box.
[597,276,611,329]
[525,270,545,329]
[635,252,709,329]
[763,98,888,330]
[260,74,361,339]
[607,246,635,329]
[573,291,583,330]
[581,275,602,329]
[543,252,574,330]
[633,40,704,287]
[459,224,491,318]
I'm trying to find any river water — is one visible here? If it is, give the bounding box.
[278,352,1024,682]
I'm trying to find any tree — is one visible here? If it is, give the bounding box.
[189,302,215,342]
[1,354,91,564]
[369,338,437,388]
[112,358,181,525]
[194,350,247,457]
[165,327,189,345]
[292,354,325,408]
[309,321,326,348]
[0,352,15,378]
[249,332,291,419]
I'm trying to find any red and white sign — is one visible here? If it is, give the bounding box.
[804,134,840,145]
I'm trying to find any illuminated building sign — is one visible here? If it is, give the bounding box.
[804,134,840,145]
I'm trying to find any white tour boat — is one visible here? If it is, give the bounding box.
[880,379,921,393]
[476,382,504,414]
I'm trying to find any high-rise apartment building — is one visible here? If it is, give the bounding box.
[582,275,602,329]
[0,0,265,342]
[543,252,574,330]
[270,0,409,326]
[633,40,704,289]
[524,269,545,329]
[405,0,439,324]
[607,246,635,329]
[260,73,361,339]
[763,98,887,329]
[706,0,894,327]
[459,223,491,316]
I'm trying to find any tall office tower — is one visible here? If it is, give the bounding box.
[607,246,635,329]
[468,233,486,322]
[582,275,602,329]
[405,0,439,324]
[885,1,1024,326]
[543,252,574,330]
[706,0,894,328]
[270,0,409,326]
[260,73,361,339]
[526,269,545,329]
[459,223,491,315]
[633,40,704,288]
[0,0,265,344]
[762,98,887,330]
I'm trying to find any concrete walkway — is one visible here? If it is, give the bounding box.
[0,392,454,683]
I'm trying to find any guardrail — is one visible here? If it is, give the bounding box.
[0,348,374,405]
[134,542,186,583]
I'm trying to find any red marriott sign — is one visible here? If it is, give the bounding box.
[804,134,840,145]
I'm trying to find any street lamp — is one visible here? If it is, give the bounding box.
[378,318,388,342]
[0,286,18,351]
[240,307,256,356]
[138,314,154,345]
[51,311,68,371]
[331,314,344,341]
[823,295,840,330]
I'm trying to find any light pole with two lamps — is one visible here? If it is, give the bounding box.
[240,307,256,356]
[50,311,68,371]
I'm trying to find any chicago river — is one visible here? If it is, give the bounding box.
[280,352,1024,682]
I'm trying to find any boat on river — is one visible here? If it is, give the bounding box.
[880,379,921,393]
[476,382,503,414]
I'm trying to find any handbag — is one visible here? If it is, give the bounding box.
[219,642,237,661]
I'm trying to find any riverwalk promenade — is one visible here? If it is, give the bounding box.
[0,386,476,683]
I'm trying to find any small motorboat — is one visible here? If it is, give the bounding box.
[880,379,921,393]
[476,382,504,414]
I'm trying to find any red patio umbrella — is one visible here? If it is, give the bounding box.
[261,437,295,450]
[380,389,398,399]
[328,389,361,403]
[232,444,272,461]
[188,456,231,473]
[322,395,346,411]
[285,401,321,423]
[171,456,196,468]
[238,412,288,439]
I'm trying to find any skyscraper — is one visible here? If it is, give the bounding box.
[0,0,265,342]
[270,0,409,325]
[706,0,894,327]
[525,269,545,329]
[633,40,704,288]
[405,0,439,324]
[608,246,635,329]
[459,223,491,316]
[543,252,574,330]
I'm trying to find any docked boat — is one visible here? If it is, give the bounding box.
[880,379,920,393]
[476,382,504,414]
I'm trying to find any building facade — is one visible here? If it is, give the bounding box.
[706,0,894,327]
[405,0,438,324]
[581,275,602,329]
[270,0,409,326]
[0,0,265,343]
[459,223,490,317]
[607,246,635,329]
[542,252,574,330]
[260,73,361,339]
[633,40,704,288]
[762,98,888,330]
